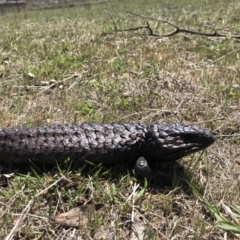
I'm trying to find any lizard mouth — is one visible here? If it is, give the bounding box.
[183,130,215,149]
[148,129,215,162]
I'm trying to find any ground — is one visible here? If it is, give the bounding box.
[0,0,240,239]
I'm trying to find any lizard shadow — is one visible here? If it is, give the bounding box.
[1,159,200,196]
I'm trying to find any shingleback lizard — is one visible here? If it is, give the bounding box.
[0,122,214,178]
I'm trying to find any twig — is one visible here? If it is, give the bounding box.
[102,11,240,40]
[102,11,155,36]
[214,113,240,132]
[5,199,34,240]
[105,10,117,31]
[5,178,63,240]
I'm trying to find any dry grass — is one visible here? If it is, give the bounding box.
[0,0,240,239]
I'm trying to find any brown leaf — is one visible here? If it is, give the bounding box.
[50,204,105,228]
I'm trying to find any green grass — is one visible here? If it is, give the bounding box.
[0,0,240,239]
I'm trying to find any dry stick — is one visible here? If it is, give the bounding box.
[133,206,170,240]
[102,11,153,36]
[36,73,79,95]
[127,11,240,39]
[5,178,63,240]
[127,11,217,37]
[214,113,240,132]
[205,48,240,65]
[103,11,240,39]
[0,185,25,219]
[104,10,117,31]
[5,199,34,240]
[102,23,153,36]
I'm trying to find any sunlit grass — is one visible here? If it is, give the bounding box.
[0,0,240,238]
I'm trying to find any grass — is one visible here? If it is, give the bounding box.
[0,0,240,239]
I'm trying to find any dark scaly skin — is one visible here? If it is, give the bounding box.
[0,122,214,177]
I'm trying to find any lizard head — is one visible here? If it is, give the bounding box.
[144,122,215,162]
